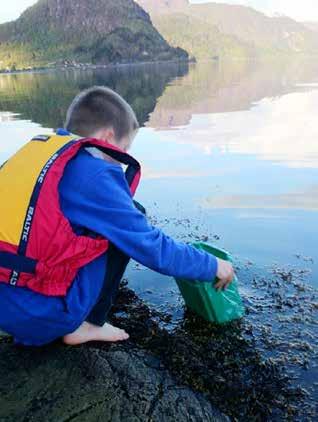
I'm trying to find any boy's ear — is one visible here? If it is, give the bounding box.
[104,128,116,143]
[93,127,116,144]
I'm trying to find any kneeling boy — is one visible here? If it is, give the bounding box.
[0,87,234,346]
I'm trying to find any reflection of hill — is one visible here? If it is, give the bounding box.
[0,61,189,128]
[147,60,318,130]
[146,60,318,169]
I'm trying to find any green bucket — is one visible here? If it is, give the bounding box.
[175,243,245,324]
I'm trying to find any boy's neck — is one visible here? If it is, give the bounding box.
[86,147,121,165]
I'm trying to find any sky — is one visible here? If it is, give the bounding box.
[191,0,318,21]
[1,0,318,24]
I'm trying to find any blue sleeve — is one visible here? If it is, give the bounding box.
[60,162,218,282]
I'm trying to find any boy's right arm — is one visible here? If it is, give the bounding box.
[61,163,234,285]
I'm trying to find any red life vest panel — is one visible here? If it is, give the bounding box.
[0,134,141,296]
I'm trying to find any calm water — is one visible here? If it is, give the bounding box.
[1,60,316,284]
[0,62,318,286]
[0,60,317,411]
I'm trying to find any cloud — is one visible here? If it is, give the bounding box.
[2,1,318,24]
[0,112,51,164]
[150,88,318,170]
[201,187,318,211]
[190,0,318,21]
[201,186,318,211]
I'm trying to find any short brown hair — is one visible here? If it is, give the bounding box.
[65,86,139,139]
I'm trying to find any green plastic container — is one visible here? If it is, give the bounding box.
[175,243,245,324]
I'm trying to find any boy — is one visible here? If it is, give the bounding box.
[0,87,234,346]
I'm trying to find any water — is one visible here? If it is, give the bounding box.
[1,61,317,282]
[0,59,317,416]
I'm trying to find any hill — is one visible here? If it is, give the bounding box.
[0,0,187,71]
[136,0,318,59]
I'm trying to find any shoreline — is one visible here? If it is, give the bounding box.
[2,54,318,77]
[0,57,194,77]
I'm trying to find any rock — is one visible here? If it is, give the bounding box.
[0,342,228,421]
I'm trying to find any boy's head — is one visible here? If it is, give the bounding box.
[65,86,139,151]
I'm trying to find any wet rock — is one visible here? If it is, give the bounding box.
[0,341,228,422]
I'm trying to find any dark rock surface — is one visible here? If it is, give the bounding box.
[0,266,316,421]
[0,340,228,422]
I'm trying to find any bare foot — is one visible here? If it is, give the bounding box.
[63,321,129,346]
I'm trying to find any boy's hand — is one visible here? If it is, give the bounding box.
[214,258,235,291]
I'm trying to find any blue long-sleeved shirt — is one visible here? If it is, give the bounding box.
[0,143,217,346]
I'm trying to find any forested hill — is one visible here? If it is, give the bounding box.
[0,0,187,71]
[137,0,318,59]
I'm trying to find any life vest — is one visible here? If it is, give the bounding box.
[0,134,141,297]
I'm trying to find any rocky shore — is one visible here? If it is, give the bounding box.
[0,339,228,421]
[1,269,316,421]
[0,213,316,421]
[0,58,193,76]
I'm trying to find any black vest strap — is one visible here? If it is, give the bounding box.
[85,142,140,186]
[7,139,78,286]
[3,137,140,288]
[0,252,37,277]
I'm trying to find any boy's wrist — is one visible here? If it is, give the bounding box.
[214,257,219,280]
[203,254,218,282]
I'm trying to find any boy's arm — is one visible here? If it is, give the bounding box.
[60,164,218,282]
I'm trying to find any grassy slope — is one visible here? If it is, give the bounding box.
[152,13,254,59]
[189,3,318,53]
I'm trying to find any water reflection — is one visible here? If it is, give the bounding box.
[147,60,318,169]
[1,59,318,245]
[0,112,52,158]
[202,185,318,211]
[0,61,189,128]
[147,60,318,128]
[1,59,317,418]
